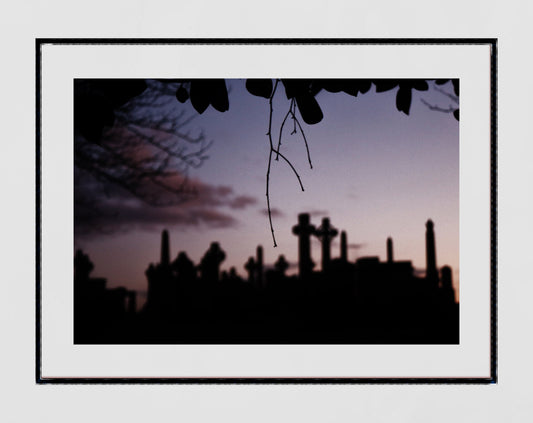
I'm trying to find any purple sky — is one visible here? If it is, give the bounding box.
[74,79,459,307]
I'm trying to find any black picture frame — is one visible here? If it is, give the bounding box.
[36,38,497,384]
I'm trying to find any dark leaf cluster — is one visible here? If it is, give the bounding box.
[174,79,229,114]
[242,78,456,122]
[168,78,459,124]
[74,79,147,142]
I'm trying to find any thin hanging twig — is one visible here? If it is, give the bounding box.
[266,80,279,246]
[291,112,313,169]
[265,80,313,247]
[420,98,456,114]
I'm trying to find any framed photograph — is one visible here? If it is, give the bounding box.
[37,39,496,382]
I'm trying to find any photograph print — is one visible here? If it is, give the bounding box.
[73,77,460,345]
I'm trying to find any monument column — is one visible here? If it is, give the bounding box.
[161,229,170,266]
[292,213,316,279]
[387,237,394,263]
[425,219,438,286]
[340,231,348,262]
[256,245,264,287]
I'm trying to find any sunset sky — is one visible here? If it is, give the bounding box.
[74,79,459,307]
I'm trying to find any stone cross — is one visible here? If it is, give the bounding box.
[292,213,316,279]
[314,217,338,272]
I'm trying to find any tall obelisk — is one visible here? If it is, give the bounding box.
[161,229,170,266]
[425,220,438,286]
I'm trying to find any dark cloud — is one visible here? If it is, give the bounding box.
[75,172,258,238]
[75,198,238,238]
[74,85,259,239]
[259,208,285,218]
[229,195,257,209]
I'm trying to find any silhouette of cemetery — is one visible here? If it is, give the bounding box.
[74,213,459,344]
[74,250,137,343]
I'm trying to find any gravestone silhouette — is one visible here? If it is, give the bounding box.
[199,242,226,282]
[425,219,438,287]
[256,245,264,287]
[244,257,256,284]
[340,231,348,262]
[74,249,135,343]
[440,265,455,305]
[172,251,196,282]
[274,254,289,276]
[292,213,316,279]
[229,267,238,279]
[74,249,94,282]
[75,216,459,344]
[315,217,338,272]
[160,229,170,267]
[387,237,394,263]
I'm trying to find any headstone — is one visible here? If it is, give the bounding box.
[74,249,94,282]
[441,265,452,289]
[340,231,348,262]
[387,237,394,263]
[172,251,196,282]
[274,255,289,276]
[256,245,264,287]
[199,242,226,282]
[314,217,338,272]
[244,257,256,283]
[292,213,316,279]
[440,265,455,304]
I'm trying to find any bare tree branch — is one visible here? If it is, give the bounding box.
[75,80,214,233]
[265,80,312,247]
[420,98,456,114]
[433,85,459,104]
